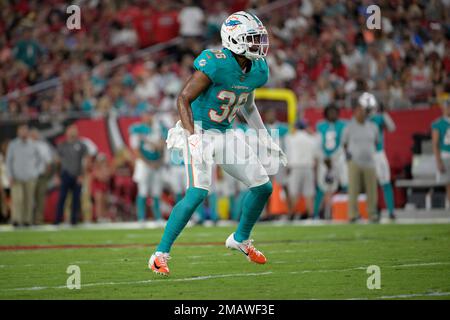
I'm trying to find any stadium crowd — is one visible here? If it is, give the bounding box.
[0,0,449,120]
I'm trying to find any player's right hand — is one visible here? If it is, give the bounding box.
[188,134,204,164]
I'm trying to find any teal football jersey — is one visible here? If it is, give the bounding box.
[431,117,450,153]
[192,48,269,132]
[129,122,163,161]
[316,119,347,157]
[369,114,386,152]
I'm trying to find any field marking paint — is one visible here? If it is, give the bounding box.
[2,271,273,292]
[3,260,450,294]
[390,262,450,268]
[348,291,450,300]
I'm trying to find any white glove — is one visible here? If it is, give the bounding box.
[187,134,204,164]
[260,134,288,167]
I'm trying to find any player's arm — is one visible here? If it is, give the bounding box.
[432,129,445,173]
[382,112,396,132]
[177,71,211,135]
[239,91,266,134]
[239,91,287,166]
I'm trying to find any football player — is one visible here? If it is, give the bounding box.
[129,110,165,224]
[432,99,450,205]
[313,104,348,219]
[149,11,287,275]
[362,93,397,220]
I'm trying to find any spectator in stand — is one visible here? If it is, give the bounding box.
[409,53,433,103]
[29,128,54,225]
[5,124,41,227]
[179,0,205,39]
[0,0,448,120]
[153,2,180,44]
[54,125,88,225]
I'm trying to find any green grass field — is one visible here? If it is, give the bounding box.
[0,223,449,299]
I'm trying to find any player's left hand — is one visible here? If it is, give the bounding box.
[260,135,288,167]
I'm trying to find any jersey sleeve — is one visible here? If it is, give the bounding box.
[193,50,218,82]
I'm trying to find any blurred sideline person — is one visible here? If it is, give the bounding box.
[0,141,9,222]
[431,100,450,205]
[5,124,41,227]
[263,108,289,220]
[285,120,319,219]
[129,110,165,223]
[343,93,380,223]
[313,104,348,219]
[54,125,88,225]
[29,128,54,224]
[91,153,112,222]
[367,101,397,220]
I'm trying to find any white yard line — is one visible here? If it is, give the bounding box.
[348,292,450,300]
[2,261,449,293]
[2,271,274,292]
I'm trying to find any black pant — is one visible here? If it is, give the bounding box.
[55,171,81,224]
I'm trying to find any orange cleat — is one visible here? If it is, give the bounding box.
[225,233,267,264]
[149,252,171,276]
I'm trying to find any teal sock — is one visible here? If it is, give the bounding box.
[136,195,147,221]
[232,190,249,221]
[208,193,218,222]
[313,188,324,219]
[382,183,395,215]
[234,181,272,242]
[152,197,161,220]
[156,187,208,253]
[175,193,183,203]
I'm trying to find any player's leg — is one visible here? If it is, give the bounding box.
[133,159,149,222]
[337,152,349,192]
[302,167,315,218]
[221,131,272,264]
[232,181,249,221]
[150,135,213,275]
[313,162,325,219]
[150,169,163,222]
[375,151,395,219]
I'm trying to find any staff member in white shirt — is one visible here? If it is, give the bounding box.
[285,120,320,220]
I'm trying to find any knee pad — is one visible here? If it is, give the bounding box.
[250,181,273,196]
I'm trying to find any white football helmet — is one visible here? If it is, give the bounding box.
[221,11,269,60]
[358,92,378,112]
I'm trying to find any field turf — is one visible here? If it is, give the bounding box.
[0,223,449,299]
